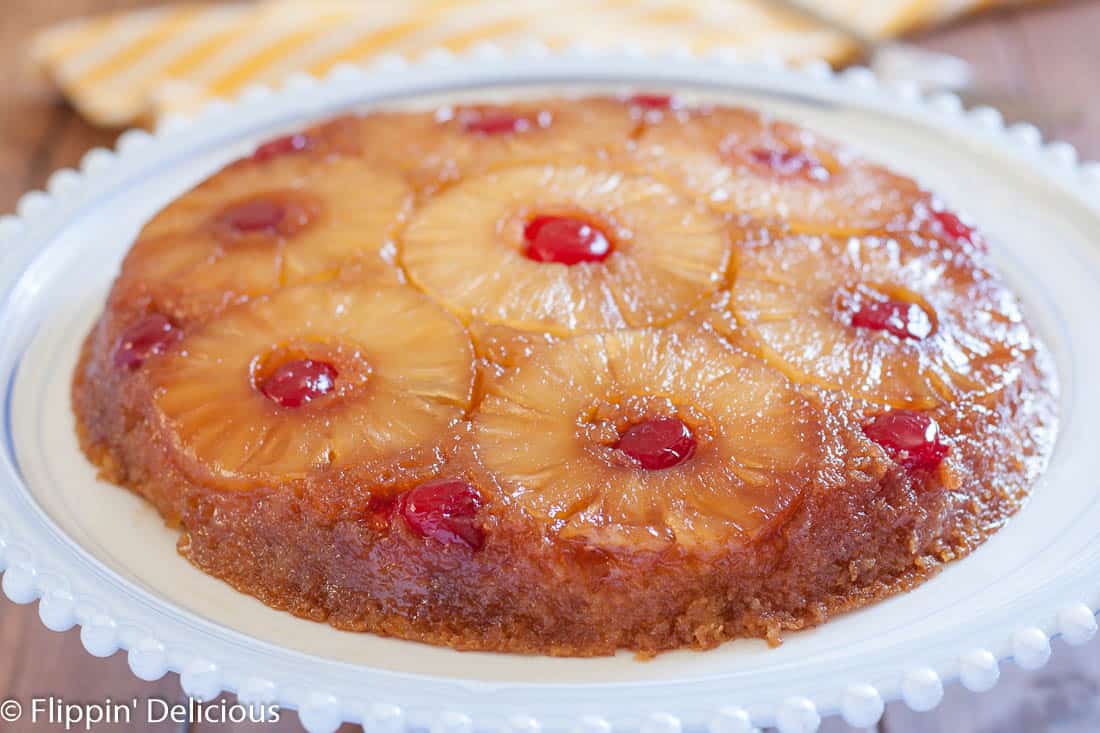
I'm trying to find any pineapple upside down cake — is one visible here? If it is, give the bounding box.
[73,95,1057,656]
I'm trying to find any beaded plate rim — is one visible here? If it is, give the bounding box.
[1,46,1100,733]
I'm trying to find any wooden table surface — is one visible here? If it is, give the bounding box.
[1,1,1098,731]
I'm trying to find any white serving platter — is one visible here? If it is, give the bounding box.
[2,49,1100,733]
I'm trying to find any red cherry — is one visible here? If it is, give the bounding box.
[628,93,674,109]
[217,198,287,234]
[463,112,531,135]
[615,417,697,470]
[851,299,933,340]
[930,209,983,250]
[523,216,612,265]
[863,410,950,471]
[260,359,337,408]
[398,478,484,550]
[113,314,180,369]
[748,146,827,179]
[251,133,313,163]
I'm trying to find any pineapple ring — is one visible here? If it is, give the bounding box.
[322,98,639,190]
[148,283,474,488]
[726,234,1034,409]
[635,106,926,235]
[116,155,412,323]
[473,328,825,550]
[402,164,731,335]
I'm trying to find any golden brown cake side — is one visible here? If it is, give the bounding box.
[72,95,1058,656]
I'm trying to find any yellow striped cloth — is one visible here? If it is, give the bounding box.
[32,0,1022,127]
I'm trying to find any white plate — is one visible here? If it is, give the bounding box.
[2,50,1100,733]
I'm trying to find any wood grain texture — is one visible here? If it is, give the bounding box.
[0,2,1097,732]
[0,608,186,732]
[0,0,164,211]
[1,0,1098,213]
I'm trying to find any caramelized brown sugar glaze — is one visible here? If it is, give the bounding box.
[73,96,1057,656]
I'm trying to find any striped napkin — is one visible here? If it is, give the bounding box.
[32,0,1023,127]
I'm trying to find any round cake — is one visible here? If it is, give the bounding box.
[72,94,1058,656]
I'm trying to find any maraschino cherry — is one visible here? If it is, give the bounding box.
[930,209,985,251]
[260,359,337,408]
[113,314,180,369]
[398,478,484,549]
[213,193,317,240]
[523,216,612,265]
[463,112,531,135]
[251,133,313,163]
[616,417,697,470]
[748,146,827,180]
[863,410,949,470]
[851,299,933,340]
[217,198,288,234]
[627,93,675,110]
